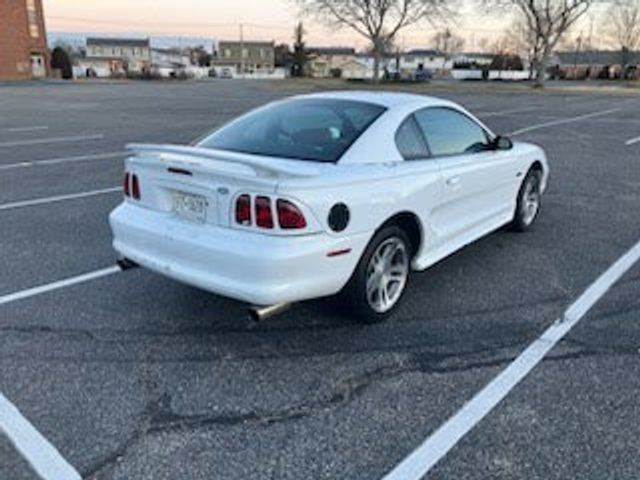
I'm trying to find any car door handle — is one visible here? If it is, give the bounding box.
[446,176,461,187]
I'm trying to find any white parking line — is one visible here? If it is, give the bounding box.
[0,187,120,212]
[0,134,104,148]
[4,126,49,133]
[625,135,640,146]
[0,152,126,171]
[0,266,121,307]
[509,108,621,136]
[0,393,82,480]
[0,266,122,476]
[383,238,640,480]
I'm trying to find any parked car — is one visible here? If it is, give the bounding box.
[414,66,432,82]
[219,67,233,79]
[110,92,549,322]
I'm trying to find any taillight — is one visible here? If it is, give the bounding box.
[123,172,131,197]
[255,196,274,229]
[131,174,141,200]
[235,194,252,225]
[277,199,307,229]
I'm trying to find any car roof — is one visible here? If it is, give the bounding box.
[296,90,452,109]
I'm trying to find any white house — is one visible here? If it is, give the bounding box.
[79,37,151,77]
[400,49,451,75]
[354,53,398,78]
[151,47,191,77]
[452,52,495,67]
[340,58,372,80]
[307,47,357,78]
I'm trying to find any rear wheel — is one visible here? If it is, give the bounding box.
[342,226,412,323]
[511,168,542,232]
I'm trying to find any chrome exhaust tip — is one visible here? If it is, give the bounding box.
[249,303,292,322]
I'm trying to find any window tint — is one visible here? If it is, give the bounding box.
[198,99,386,163]
[414,108,490,157]
[395,116,429,159]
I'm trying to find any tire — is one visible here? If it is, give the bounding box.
[511,168,543,232]
[341,225,412,323]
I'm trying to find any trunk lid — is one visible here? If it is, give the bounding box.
[125,144,321,228]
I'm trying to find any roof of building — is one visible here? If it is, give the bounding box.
[355,52,397,59]
[79,57,126,62]
[151,47,189,55]
[308,47,356,56]
[404,49,444,57]
[456,52,495,59]
[555,50,640,66]
[87,37,149,47]
[217,40,274,47]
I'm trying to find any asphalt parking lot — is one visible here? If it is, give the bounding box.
[1,79,639,480]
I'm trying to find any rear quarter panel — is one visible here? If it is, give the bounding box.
[277,162,443,262]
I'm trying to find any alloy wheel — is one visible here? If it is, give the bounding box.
[366,236,409,313]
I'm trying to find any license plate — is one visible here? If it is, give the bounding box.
[173,191,208,222]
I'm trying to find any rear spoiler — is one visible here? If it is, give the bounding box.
[126,143,321,178]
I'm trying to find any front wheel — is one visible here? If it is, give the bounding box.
[511,168,542,232]
[341,226,412,323]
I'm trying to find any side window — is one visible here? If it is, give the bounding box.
[414,108,490,157]
[395,116,429,160]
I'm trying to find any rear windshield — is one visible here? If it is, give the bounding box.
[197,98,386,162]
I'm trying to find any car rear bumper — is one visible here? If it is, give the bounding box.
[109,203,369,305]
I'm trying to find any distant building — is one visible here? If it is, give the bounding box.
[307,47,356,78]
[79,37,151,77]
[213,41,275,75]
[552,50,640,80]
[151,48,191,77]
[354,53,398,78]
[400,49,451,75]
[350,50,452,79]
[339,59,372,80]
[0,0,50,80]
[452,52,495,68]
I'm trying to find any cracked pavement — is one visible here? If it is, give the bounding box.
[1,81,639,479]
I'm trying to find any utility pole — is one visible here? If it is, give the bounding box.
[442,29,452,77]
[240,23,245,79]
[573,33,583,80]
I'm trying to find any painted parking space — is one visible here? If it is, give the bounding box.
[1,81,639,480]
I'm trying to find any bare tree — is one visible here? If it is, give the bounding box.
[602,0,640,75]
[476,36,491,52]
[502,16,539,78]
[431,27,465,71]
[490,0,597,86]
[296,0,453,80]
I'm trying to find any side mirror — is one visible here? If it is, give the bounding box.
[493,135,513,151]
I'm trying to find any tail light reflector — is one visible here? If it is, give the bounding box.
[255,196,274,229]
[123,172,131,197]
[235,194,252,225]
[131,174,141,200]
[277,199,307,229]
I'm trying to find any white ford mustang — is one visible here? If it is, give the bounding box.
[110,91,548,322]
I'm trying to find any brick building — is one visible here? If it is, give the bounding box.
[0,0,50,80]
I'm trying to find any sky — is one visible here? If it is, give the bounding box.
[42,0,607,52]
[43,0,513,50]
